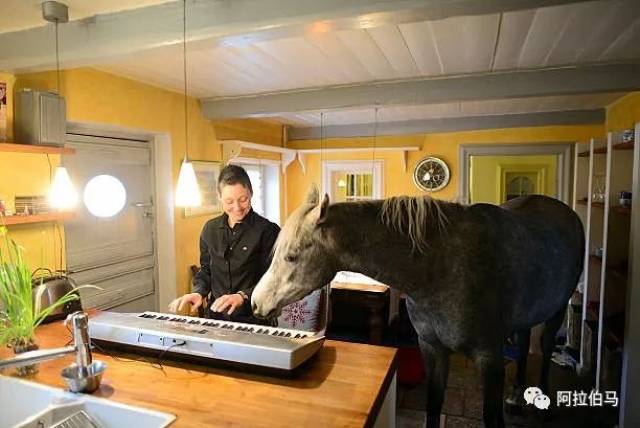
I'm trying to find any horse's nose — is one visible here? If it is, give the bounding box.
[251,301,258,313]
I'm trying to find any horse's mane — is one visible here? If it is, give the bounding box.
[380,195,452,254]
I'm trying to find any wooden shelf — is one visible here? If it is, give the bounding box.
[589,255,628,280]
[612,205,631,215]
[577,199,605,208]
[3,213,74,225]
[0,142,75,155]
[578,141,634,157]
[585,306,625,349]
[577,200,631,214]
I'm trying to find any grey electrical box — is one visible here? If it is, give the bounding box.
[14,89,66,146]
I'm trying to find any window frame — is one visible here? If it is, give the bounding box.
[322,160,384,202]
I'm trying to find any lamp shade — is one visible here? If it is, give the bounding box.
[175,159,201,207]
[48,166,78,210]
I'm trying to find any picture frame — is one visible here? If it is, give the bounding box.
[183,160,222,218]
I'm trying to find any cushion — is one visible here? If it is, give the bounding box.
[277,289,322,332]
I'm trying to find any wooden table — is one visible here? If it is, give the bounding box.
[1,319,397,428]
[331,282,391,344]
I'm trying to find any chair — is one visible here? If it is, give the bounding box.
[277,285,330,333]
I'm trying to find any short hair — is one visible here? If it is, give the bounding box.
[218,164,253,194]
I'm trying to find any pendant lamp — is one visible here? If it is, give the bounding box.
[43,1,78,211]
[175,0,201,207]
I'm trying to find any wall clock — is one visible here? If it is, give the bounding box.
[413,157,450,192]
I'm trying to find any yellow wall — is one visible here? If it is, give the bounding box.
[3,68,220,295]
[213,119,283,147]
[470,155,557,204]
[2,67,284,297]
[607,92,640,132]
[0,72,64,271]
[285,125,604,215]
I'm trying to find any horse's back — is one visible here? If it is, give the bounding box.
[471,195,585,329]
[501,195,585,259]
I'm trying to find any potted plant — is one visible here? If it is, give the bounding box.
[0,225,85,375]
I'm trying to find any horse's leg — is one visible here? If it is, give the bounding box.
[540,308,565,393]
[475,350,506,428]
[505,328,531,411]
[419,338,450,428]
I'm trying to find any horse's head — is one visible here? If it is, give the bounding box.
[252,186,339,319]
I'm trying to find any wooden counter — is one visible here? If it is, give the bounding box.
[1,319,397,427]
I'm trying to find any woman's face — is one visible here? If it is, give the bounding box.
[220,183,252,224]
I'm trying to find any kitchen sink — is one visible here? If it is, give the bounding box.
[0,375,175,428]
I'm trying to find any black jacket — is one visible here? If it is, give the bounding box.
[193,209,280,322]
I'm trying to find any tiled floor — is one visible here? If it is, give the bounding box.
[396,353,620,428]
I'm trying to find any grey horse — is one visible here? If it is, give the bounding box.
[252,186,584,428]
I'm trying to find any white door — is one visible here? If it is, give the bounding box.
[63,134,157,312]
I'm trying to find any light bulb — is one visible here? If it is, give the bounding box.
[48,166,78,210]
[175,160,201,207]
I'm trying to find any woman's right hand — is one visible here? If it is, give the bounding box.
[168,293,203,315]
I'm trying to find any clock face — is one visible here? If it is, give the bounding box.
[413,157,450,192]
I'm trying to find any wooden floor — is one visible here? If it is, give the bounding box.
[396,353,620,428]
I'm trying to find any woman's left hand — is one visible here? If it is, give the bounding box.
[210,294,245,315]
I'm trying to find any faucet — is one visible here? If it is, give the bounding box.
[0,312,106,393]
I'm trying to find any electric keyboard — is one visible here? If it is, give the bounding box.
[88,311,325,371]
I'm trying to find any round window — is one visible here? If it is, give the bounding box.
[83,175,127,218]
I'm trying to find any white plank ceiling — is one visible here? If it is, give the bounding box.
[3,0,640,132]
[98,0,640,98]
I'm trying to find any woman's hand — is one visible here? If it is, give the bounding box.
[168,292,203,315]
[211,294,244,315]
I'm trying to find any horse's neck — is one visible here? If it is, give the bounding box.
[329,201,428,294]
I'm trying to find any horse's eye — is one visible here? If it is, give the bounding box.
[285,254,298,263]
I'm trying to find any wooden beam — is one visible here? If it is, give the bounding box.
[0,0,598,72]
[296,146,419,154]
[288,109,605,139]
[295,146,418,174]
[202,64,639,119]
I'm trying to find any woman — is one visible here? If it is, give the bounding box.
[168,164,280,324]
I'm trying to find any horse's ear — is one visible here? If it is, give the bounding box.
[317,193,330,226]
[305,185,319,205]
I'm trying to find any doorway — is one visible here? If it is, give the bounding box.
[459,143,572,205]
[63,133,157,312]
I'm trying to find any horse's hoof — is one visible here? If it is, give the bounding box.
[504,395,524,415]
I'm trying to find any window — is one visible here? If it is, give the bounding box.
[322,161,383,202]
[233,161,280,225]
[242,164,265,215]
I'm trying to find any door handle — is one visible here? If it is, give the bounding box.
[132,202,153,208]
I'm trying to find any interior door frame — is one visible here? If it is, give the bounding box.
[67,121,176,310]
[458,143,573,204]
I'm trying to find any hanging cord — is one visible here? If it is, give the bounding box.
[320,112,324,190]
[52,16,64,272]
[55,21,61,94]
[46,154,63,272]
[371,106,378,171]
[182,0,189,161]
